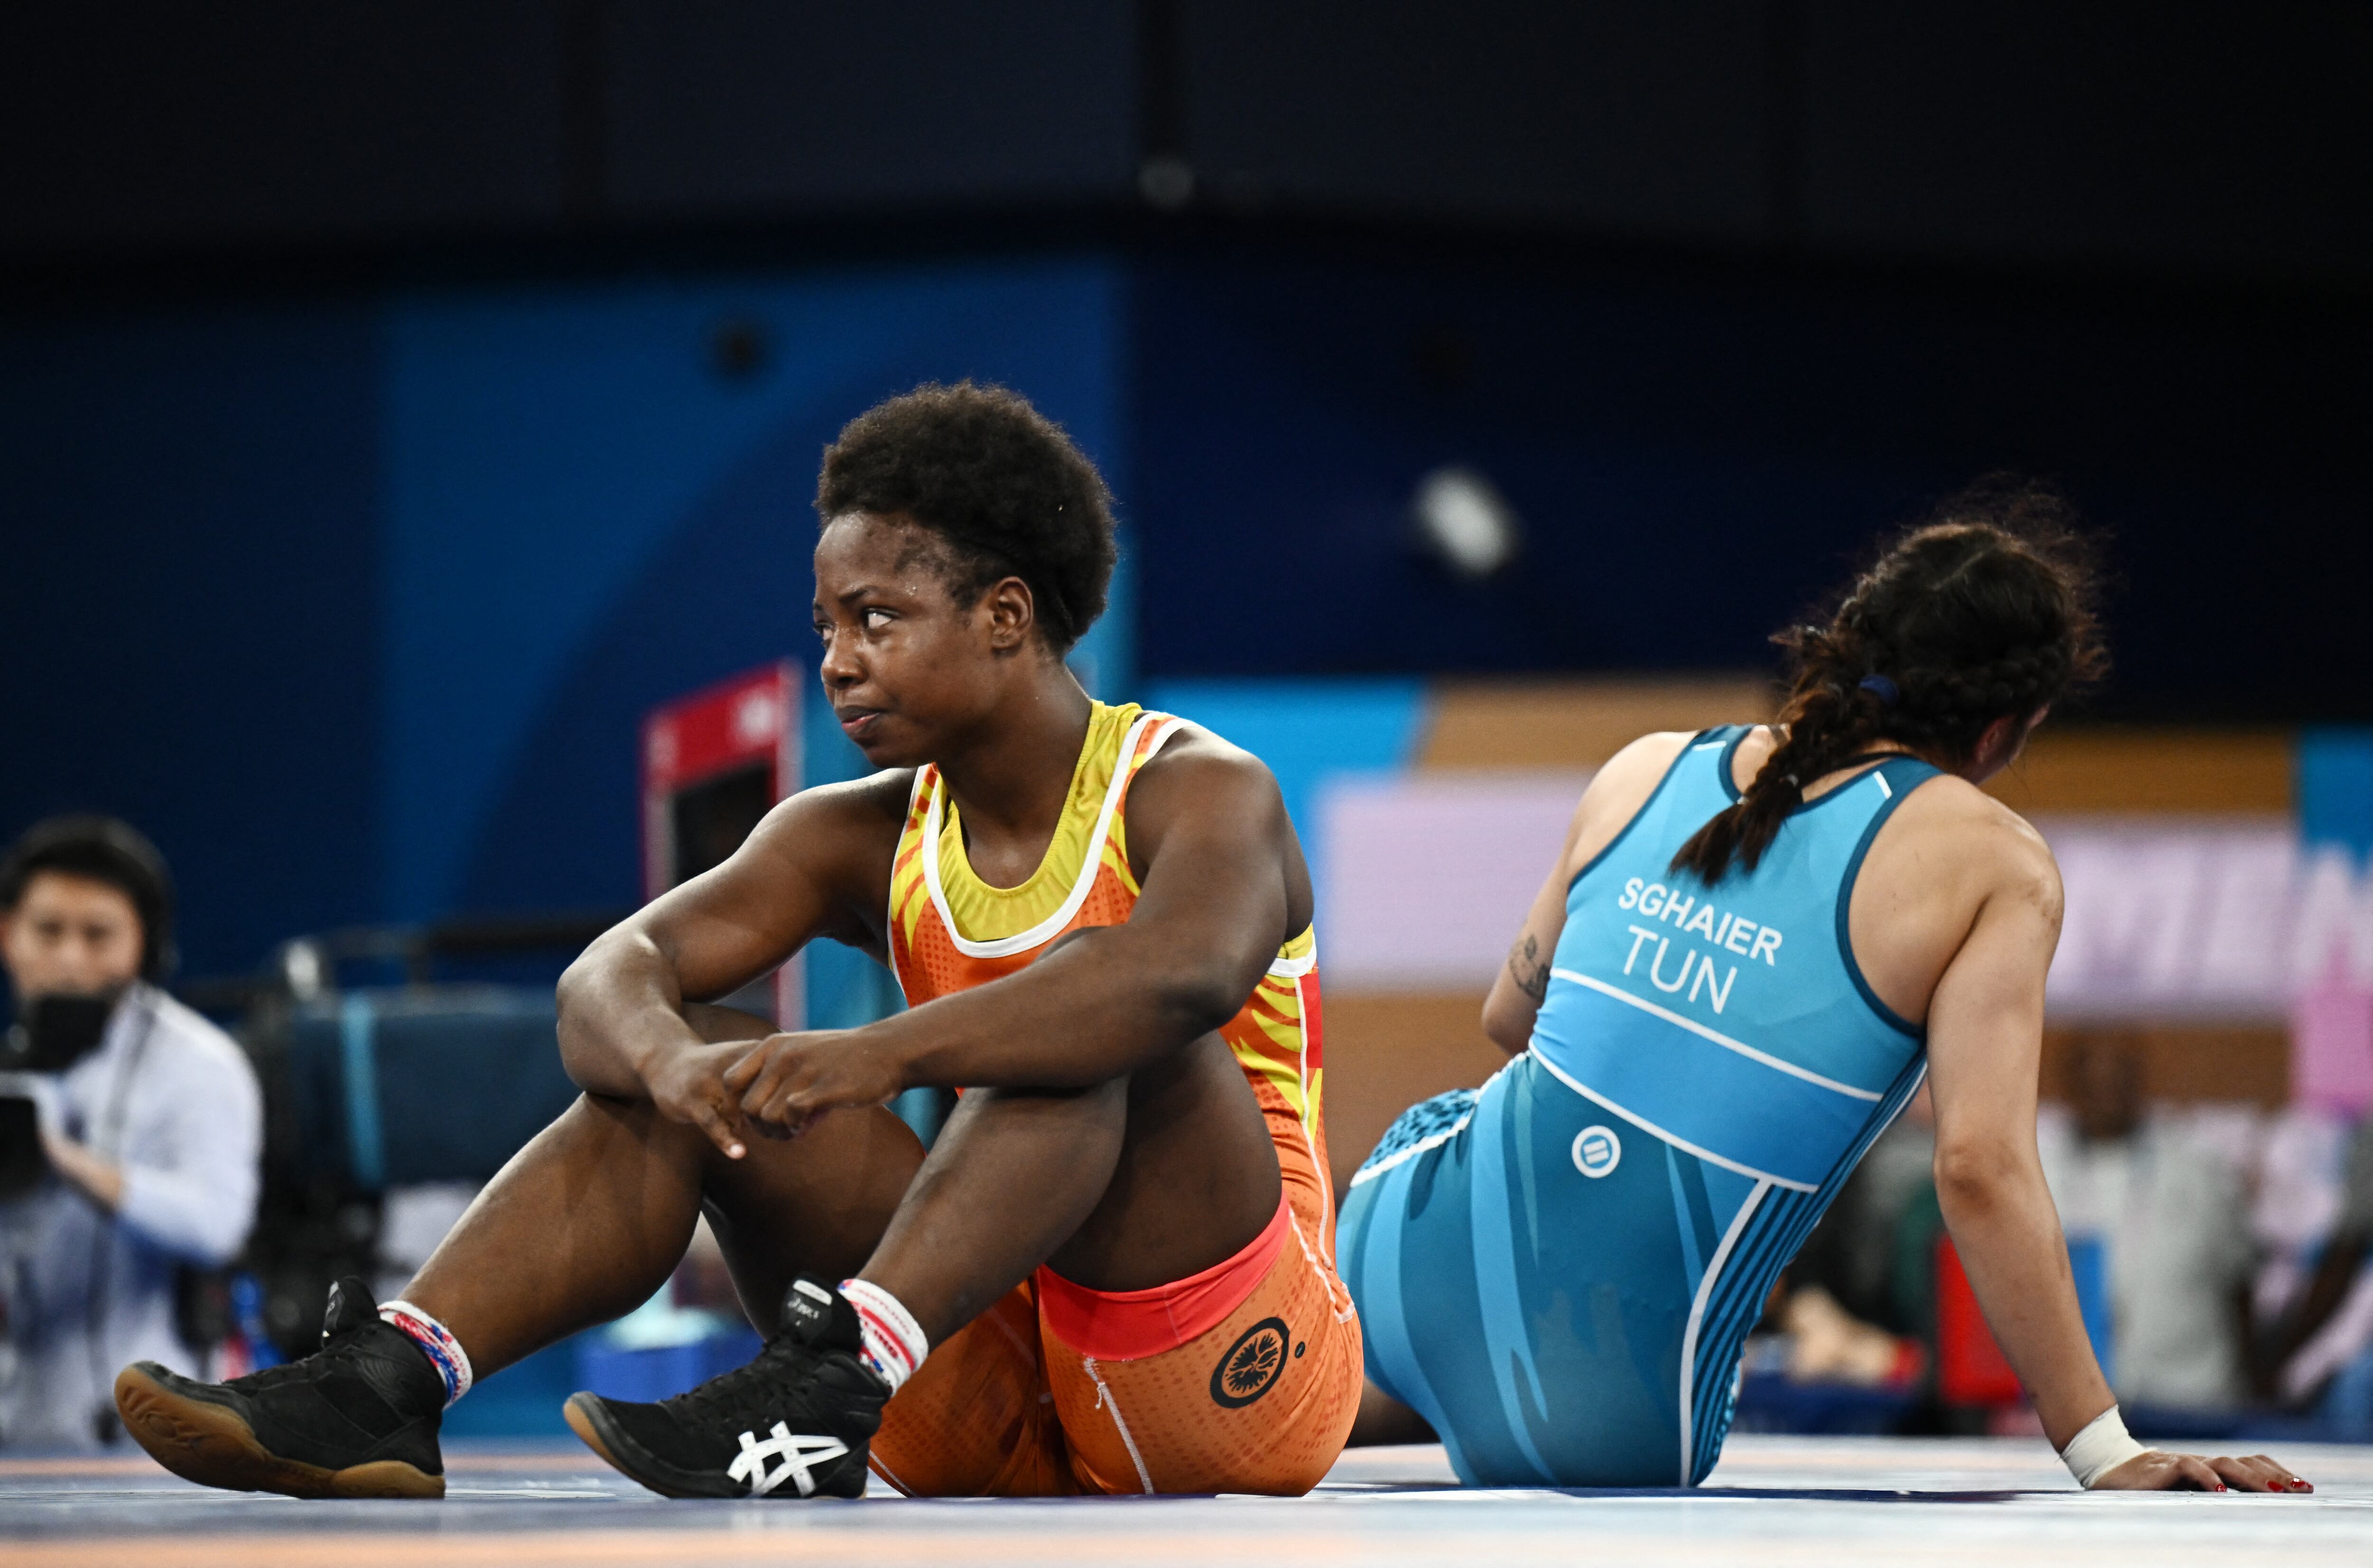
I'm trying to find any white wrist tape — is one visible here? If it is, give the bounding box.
[2060,1405,2148,1488]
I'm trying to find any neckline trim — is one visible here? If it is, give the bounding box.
[1718,726,1930,816]
[943,705,1118,901]
[920,710,1175,959]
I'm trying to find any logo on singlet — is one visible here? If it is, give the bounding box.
[1210,1317,1290,1408]
[1572,1125,1622,1178]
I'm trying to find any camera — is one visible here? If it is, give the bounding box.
[0,1094,42,1199]
[0,994,114,1201]
[1,993,118,1073]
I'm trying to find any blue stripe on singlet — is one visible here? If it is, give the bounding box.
[1347,1139,1481,1483]
[1467,1077,1556,1483]
[1665,1143,1707,1289]
[1680,1052,1931,1480]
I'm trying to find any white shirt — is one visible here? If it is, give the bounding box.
[0,985,263,1450]
[2038,1113,2254,1411]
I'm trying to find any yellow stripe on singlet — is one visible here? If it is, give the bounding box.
[922,702,1314,981]
[931,701,1142,943]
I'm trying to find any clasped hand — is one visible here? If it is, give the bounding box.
[647,1029,907,1159]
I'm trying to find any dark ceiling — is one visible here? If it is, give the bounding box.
[4,2,2367,294]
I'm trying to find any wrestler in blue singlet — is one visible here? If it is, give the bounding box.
[1336,725,1938,1487]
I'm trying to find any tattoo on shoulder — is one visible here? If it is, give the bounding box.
[1509,933,1551,1003]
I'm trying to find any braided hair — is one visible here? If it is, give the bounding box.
[1671,480,2108,884]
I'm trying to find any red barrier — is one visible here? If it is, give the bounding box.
[1935,1236,2025,1407]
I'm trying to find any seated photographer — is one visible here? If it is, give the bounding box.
[0,817,262,1449]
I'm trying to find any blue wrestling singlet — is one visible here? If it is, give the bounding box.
[1336,727,1940,1486]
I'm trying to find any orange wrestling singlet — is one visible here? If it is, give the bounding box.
[869,701,1362,1496]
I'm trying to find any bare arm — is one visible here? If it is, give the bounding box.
[1482,839,1574,1055]
[554,776,900,1151]
[727,739,1301,1127]
[1482,732,1693,1055]
[1925,844,2113,1449]
[1927,835,2304,1493]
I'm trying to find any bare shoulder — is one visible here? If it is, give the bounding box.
[1594,729,1699,794]
[1892,773,2062,914]
[828,765,922,825]
[1126,717,1306,924]
[743,767,915,865]
[1130,718,1287,819]
[1575,729,1700,826]
[1558,730,1703,876]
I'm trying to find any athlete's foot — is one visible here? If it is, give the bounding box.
[116,1276,447,1498]
[565,1276,887,1499]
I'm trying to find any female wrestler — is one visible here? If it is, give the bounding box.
[115,382,1359,1500]
[1338,490,2308,1495]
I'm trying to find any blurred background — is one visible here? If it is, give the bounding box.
[2,2,2370,1447]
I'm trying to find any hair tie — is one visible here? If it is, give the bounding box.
[1858,674,1899,707]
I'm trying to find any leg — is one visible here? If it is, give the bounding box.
[862,1032,1282,1344]
[869,1038,1326,1498]
[565,1030,1284,1501]
[115,1005,926,1501]
[404,1090,922,1376]
[406,1003,924,1375]
[1348,1379,1436,1446]
[857,1079,1129,1342]
[561,1085,1131,1504]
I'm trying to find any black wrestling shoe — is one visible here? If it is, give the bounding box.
[565,1275,888,1499]
[115,1276,447,1499]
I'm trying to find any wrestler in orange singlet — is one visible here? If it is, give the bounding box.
[871,698,1355,1495]
[114,380,1362,1502]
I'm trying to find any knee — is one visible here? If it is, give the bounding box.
[557,1090,713,1168]
[682,1001,777,1046]
[962,1079,1130,1132]
[569,1088,656,1134]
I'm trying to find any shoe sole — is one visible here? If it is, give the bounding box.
[114,1365,444,1500]
[564,1392,722,1499]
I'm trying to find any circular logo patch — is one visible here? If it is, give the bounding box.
[1572,1124,1622,1178]
[1210,1317,1290,1409]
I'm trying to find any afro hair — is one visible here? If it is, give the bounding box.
[814,381,1117,653]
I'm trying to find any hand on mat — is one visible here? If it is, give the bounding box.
[2093,1449,2311,1493]
[722,1029,905,1139]
[645,1038,764,1160]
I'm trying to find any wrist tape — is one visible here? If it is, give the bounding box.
[2059,1405,2148,1488]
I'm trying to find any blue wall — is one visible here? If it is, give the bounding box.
[7,243,2371,976]
[1130,251,2373,715]
[1144,679,1427,875]
[381,260,1129,925]
[2,258,1128,976]
[2301,730,2373,865]
[0,305,382,976]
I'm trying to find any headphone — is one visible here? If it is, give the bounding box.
[0,815,178,984]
